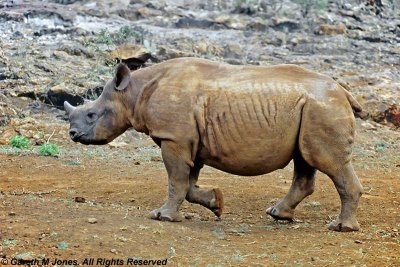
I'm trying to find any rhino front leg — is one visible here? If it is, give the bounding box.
[149,141,190,222]
[185,162,224,217]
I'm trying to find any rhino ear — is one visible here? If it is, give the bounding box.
[114,63,131,91]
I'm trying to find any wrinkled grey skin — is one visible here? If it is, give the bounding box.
[65,58,363,232]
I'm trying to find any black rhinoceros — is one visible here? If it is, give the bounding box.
[65,58,363,232]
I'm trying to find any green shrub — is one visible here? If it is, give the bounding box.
[95,26,142,46]
[114,26,142,44]
[96,29,113,46]
[9,135,30,149]
[38,143,60,156]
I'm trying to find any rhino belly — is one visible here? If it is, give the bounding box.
[194,87,306,176]
[197,107,302,176]
[199,127,298,176]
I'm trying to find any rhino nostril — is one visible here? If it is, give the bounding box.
[69,129,78,138]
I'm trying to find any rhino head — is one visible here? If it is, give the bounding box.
[64,63,134,145]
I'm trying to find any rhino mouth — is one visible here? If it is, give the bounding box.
[72,134,109,145]
[71,132,85,142]
[81,139,109,145]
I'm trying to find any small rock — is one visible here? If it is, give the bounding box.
[53,50,70,60]
[248,19,267,31]
[317,24,347,35]
[175,17,223,30]
[194,41,209,54]
[272,17,300,32]
[151,156,163,162]
[157,46,193,60]
[214,15,246,30]
[361,122,377,130]
[184,213,197,220]
[109,44,151,70]
[87,218,98,224]
[288,37,298,46]
[117,236,128,242]
[8,211,16,216]
[133,160,140,165]
[225,58,243,65]
[108,140,128,148]
[137,7,162,18]
[110,248,118,254]
[74,196,86,203]
[354,240,363,244]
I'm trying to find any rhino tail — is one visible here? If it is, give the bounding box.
[339,83,362,112]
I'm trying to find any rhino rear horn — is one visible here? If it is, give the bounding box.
[114,63,131,91]
[64,101,76,115]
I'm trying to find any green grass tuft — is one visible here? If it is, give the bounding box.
[9,135,30,149]
[38,143,60,157]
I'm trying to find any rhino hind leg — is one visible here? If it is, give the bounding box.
[298,98,362,231]
[149,141,190,222]
[266,151,316,221]
[327,163,363,232]
[186,163,224,217]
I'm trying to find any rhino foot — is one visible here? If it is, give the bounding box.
[149,208,183,222]
[266,205,294,221]
[328,218,360,232]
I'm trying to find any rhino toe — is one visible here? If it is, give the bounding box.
[210,188,224,217]
[328,219,360,232]
[266,206,294,221]
[149,208,183,222]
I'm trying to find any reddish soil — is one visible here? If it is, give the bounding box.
[0,139,399,266]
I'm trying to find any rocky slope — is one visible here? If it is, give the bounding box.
[0,0,399,144]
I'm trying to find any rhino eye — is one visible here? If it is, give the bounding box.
[86,112,98,123]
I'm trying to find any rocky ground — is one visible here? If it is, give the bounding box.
[0,0,399,266]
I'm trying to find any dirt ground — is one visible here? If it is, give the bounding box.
[0,120,399,266]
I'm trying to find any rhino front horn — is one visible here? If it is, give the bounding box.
[64,101,76,115]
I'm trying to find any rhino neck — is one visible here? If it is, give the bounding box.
[127,65,167,133]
